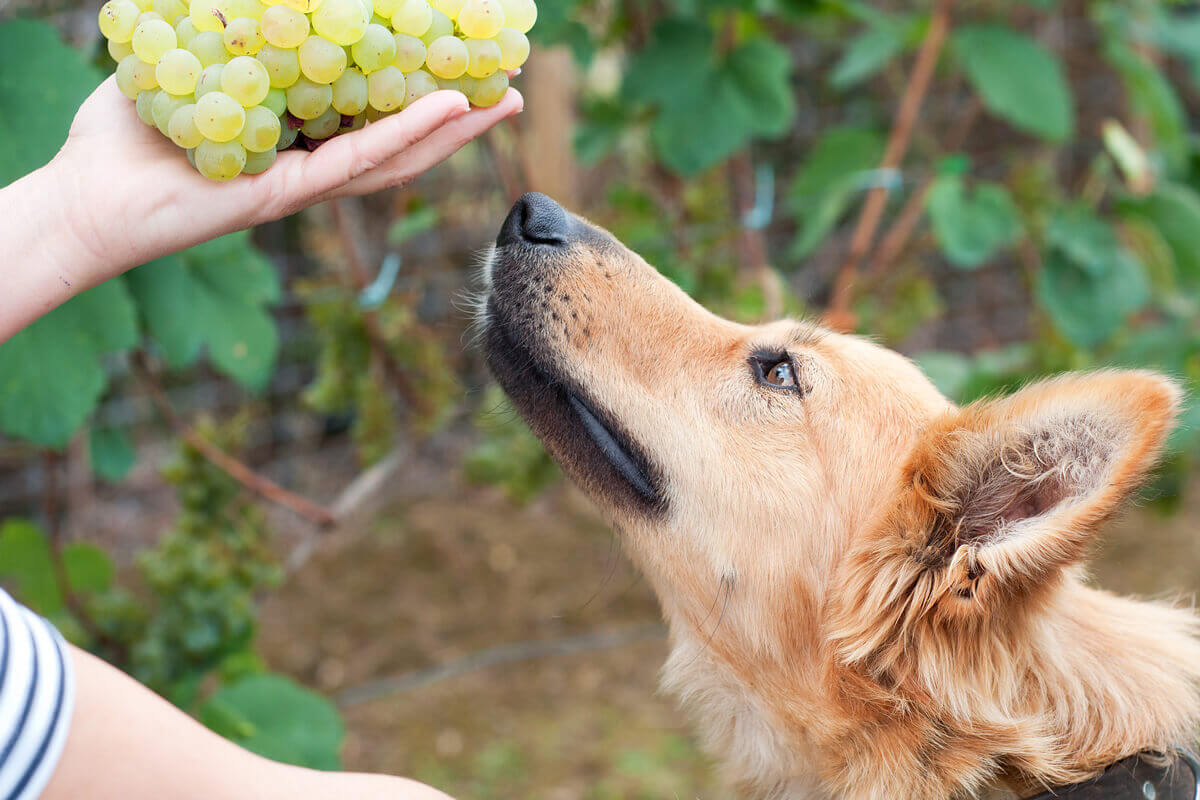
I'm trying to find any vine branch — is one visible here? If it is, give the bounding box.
[132,351,337,528]
[825,0,956,330]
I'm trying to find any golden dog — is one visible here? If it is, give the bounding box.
[480,193,1200,799]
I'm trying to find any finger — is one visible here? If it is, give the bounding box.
[264,90,471,216]
[324,89,524,200]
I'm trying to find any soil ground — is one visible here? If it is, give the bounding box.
[255,472,1200,799]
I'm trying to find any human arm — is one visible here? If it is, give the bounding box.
[0,76,523,342]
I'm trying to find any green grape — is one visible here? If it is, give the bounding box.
[419,8,451,45]
[434,74,459,91]
[345,112,366,130]
[428,0,462,19]
[108,37,134,62]
[425,35,467,79]
[239,104,282,150]
[132,18,177,62]
[466,68,506,106]
[225,0,267,19]
[99,0,141,43]
[298,35,346,83]
[195,63,224,98]
[463,37,499,78]
[155,47,202,94]
[350,23,394,73]
[457,0,503,39]
[262,86,288,115]
[116,54,158,98]
[370,13,388,27]
[132,0,153,11]
[391,33,425,71]
[258,43,300,87]
[168,103,204,148]
[134,10,165,25]
[390,0,430,36]
[186,147,198,168]
[195,139,247,180]
[260,4,308,48]
[497,0,533,34]
[402,68,437,105]
[300,105,341,138]
[174,16,199,47]
[276,0,321,13]
[135,88,160,125]
[372,0,404,19]
[152,0,187,23]
[243,146,277,175]
[311,0,368,46]
[457,73,477,96]
[187,30,230,66]
[286,76,333,118]
[152,90,192,134]
[223,17,265,55]
[188,0,226,33]
[277,121,299,149]
[366,64,405,111]
[364,104,386,122]
[492,26,527,70]
[331,67,368,114]
[221,55,271,105]
[194,91,247,140]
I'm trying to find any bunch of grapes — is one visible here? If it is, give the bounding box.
[98,0,536,181]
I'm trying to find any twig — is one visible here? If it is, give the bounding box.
[825,0,956,330]
[132,352,337,528]
[40,450,124,656]
[335,623,667,707]
[328,198,428,416]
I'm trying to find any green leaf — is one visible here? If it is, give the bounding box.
[0,20,103,185]
[200,674,345,769]
[622,19,715,114]
[90,426,136,482]
[1105,43,1188,175]
[1045,205,1122,278]
[126,232,280,392]
[913,352,972,400]
[1036,248,1148,347]
[787,126,884,259]
[386,207,438,246]
[723,37,795,138]
[1119,183,1200,289]
[62,542,115,595]
[648,78,750,175]
[0,280,138,447]
[830,25,903,90]
[927,175,1022,269]
[954,26,1074,142]
[0,519,61,615]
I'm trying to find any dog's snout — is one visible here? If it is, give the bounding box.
[497,192,571,247]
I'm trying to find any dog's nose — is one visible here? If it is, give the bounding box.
[497,192,570,247]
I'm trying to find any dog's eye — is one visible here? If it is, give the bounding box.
[765,361,796,387]
[750,353,802,393]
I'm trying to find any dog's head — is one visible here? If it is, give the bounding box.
[481,192,1180,701]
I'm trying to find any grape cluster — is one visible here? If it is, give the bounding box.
[98,0,536,181]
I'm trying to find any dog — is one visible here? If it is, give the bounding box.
[478,192,1200,799]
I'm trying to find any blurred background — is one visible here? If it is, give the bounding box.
[2,0,1200,796]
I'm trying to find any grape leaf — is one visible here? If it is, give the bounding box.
[90,426,137,483]
[1036,249,1148,347]
[954,26,1074,142]
[0,280,138,447]
[1045,205,1120,278]
[200,674,345,770]
[787,126,884,259]
[724,37,795,138]
[1105,43,1187,176]
[927,175,1022,269]
[830,25,904,90]
[1119,183,1200,290]
[126,232,280,392]
[0,20,103,185]
[0,520,114,617]
[622,19,715,114]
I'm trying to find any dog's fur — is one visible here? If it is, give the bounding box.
[480,196,1200,800]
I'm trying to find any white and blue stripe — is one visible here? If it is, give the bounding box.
[0,589,75,800]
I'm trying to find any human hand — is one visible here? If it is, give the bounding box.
[48,76,523,290]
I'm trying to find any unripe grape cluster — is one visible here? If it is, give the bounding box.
[99,0,535,180]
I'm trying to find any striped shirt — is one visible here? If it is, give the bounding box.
[0,590,75,800]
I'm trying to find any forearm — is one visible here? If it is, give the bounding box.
[0,159,103,343]
[41,645,451,800]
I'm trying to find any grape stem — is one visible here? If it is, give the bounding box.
[824,0,956,332]
[132,351,338,528]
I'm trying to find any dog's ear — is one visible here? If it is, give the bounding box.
[904,371,1180,596]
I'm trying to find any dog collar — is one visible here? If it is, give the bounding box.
[1022,752,1200,800]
